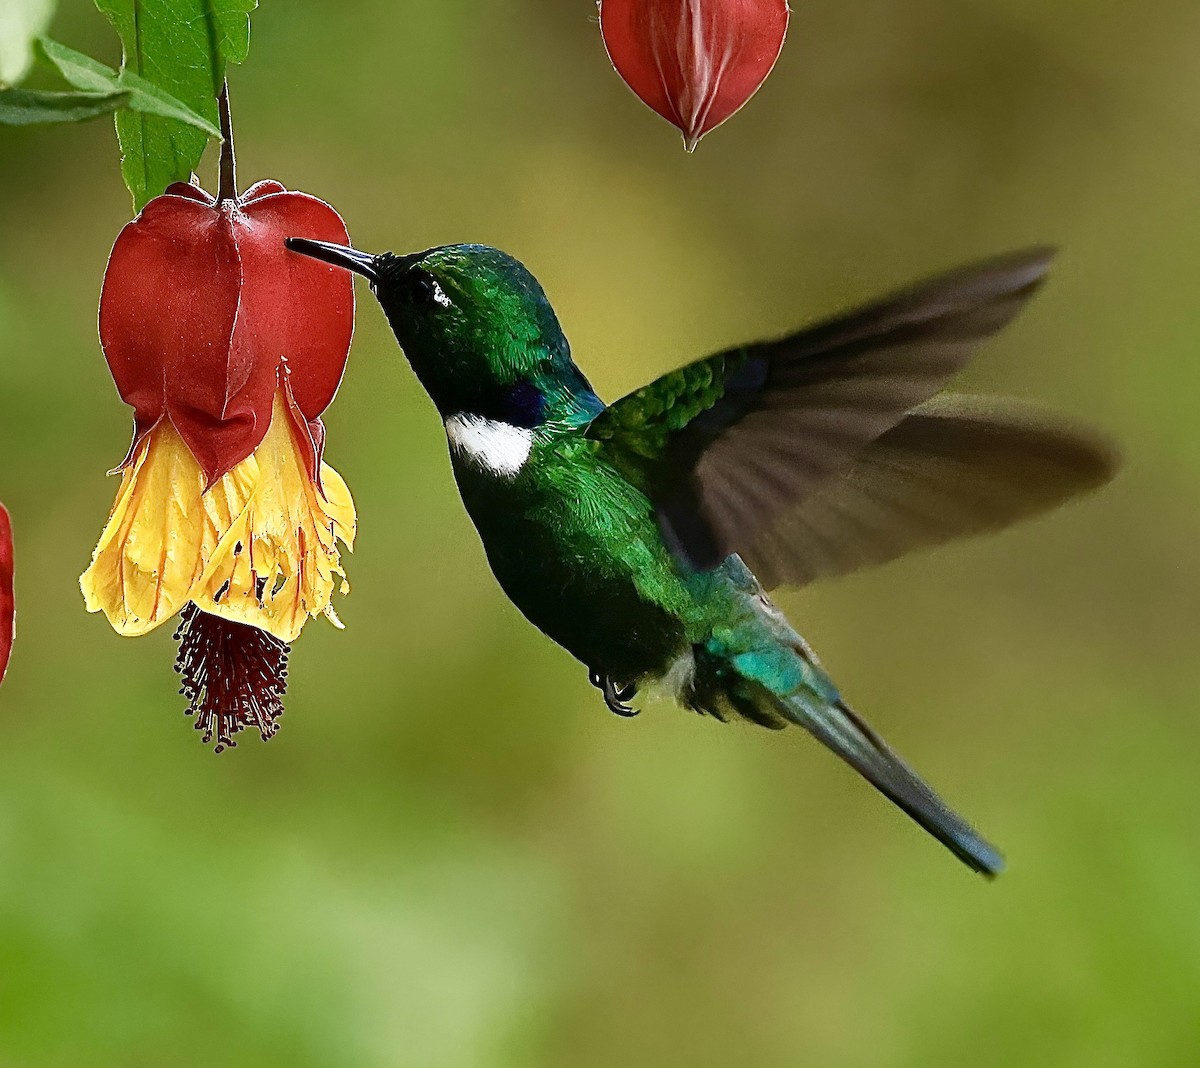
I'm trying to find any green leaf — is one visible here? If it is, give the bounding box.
[0,87,128,125]
[35,37,116,93]
[0,0,56,86]
[37,38,220,136]
[93,0,258,210]
[213,0,256,65]
[118,69,223,136]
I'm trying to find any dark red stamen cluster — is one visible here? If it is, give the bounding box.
[173,603,289,752]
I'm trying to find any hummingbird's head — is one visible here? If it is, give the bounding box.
[286,239,593,428]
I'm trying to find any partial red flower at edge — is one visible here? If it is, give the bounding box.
[80,176,358,750]
[600,0,790,151]
[0,504,13,688]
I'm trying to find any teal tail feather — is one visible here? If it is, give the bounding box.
[771,688,1005,877]
[694,623,1004,875]
[688,561,1004,875]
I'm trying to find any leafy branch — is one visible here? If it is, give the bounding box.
[0,0,258,210]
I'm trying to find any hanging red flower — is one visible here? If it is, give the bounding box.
[0,504,13,688]
[600,0,790,150]
[80,174,357,750]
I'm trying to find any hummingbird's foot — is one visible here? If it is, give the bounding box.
[589,671,640,718]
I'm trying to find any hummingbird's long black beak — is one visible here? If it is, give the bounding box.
[286,237,379,282]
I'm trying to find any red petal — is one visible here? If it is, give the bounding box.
[163,181,216,205]
[0,504,13,687]
[99,195,261,485]
[280,371,327,485]
[236,190,355,426]
[241,180,287,200]
[600,0,789,150]
[98,184,354,486]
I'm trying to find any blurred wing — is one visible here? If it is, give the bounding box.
[587,248,1056,570]
[741,395,1119,589]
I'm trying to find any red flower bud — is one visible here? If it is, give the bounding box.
[0,504,12,687]
[98,179,355,487]
[600,0,790,150]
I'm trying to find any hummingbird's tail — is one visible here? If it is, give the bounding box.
[690,629,1004,876]
[769,687,1005,876]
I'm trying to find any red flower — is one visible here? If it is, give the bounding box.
[81,177,357,749]
[0,504,12,687]
[98,178,354,487]
[600,0,790,150]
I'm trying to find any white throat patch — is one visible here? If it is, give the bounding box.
[444,413,534,478]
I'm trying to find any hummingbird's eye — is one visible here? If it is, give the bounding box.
[406,269,452,309]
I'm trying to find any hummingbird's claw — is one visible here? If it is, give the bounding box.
[590,670,640,717]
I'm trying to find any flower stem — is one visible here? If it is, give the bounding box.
[217,80,237,205]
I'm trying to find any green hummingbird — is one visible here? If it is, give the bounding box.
[286,237,1116,875]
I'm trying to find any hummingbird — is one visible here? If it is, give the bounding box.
[286,237,1116,876]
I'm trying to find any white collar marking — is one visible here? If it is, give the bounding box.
[444,413,534,478]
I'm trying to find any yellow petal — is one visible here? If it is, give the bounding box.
[80,423,209,636]
[81,392,356,643]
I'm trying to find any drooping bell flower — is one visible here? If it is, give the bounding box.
[80,146,357,750]
[600,0,790,151]
[0,504,13,688]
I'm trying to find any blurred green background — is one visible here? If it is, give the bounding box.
[1,1,1198,1065]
